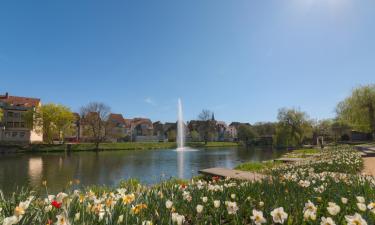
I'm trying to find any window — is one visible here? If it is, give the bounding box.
[14,112,20,118]
[14,122,20,128]
[7,112,13,117]
[5,132,10,137]
[6,122,13,128]
[12,132,17,137]
[19,132,25,138]
[20,122,25,128]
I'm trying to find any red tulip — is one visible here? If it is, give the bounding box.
[51,200,62,209]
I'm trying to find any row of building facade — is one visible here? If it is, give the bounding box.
[0,93,249,143]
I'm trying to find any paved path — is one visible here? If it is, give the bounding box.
[362,157,375,177]
[199,167,266,181]
[356,146,375,157]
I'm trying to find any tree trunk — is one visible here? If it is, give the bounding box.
[95,142,100,151]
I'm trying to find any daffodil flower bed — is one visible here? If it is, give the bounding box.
[1,146,374,225]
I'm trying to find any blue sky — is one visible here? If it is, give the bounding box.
[1,0,374,123]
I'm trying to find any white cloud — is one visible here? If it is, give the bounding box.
[144,97,157,106]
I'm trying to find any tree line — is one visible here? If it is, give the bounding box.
[15,84,375,148]
[236,84,375,147]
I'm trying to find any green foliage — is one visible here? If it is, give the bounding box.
[252,122,277,136]
[167,130,176,142]
[190,130,200,142]
[0,146,373,225]
[237,125,257,143]
[337,84,375,135]
[275,108,313,147]
[0,108,3,123]
[24,103,75,143]
[235,161,280,172]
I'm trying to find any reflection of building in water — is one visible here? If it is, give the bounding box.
[28,157,43,186]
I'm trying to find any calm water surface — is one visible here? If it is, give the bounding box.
[0,147,285,194]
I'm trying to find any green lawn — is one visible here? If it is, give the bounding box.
[234,160,281,172]
[187,141,239,148]
[2,141,240,152]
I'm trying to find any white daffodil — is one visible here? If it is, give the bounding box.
[165,200,173,209]
[74,213,80,222]
[345,213,368,225]
[270,207,288,224]
[202,196,208,203]
[327,202,340,216]
[118,215,124,223]
[56,192,68,203]
[356,196,365,203]
[56,213,70,225]
[226,201,239,215]
[303,200,317,221]
[320,217,336,225]
[2,216,19,225]
[196,204,203,214]
[357,203,367,212]
[251,209,267,225]
[142,221,152,225]
[214,200,221,208]
[341,197,348,204]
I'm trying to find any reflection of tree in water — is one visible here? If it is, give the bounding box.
[0,148,288,195]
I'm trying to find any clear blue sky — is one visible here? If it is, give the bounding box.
[1,0,374,123]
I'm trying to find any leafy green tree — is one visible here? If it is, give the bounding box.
[190,130,200,142]
[237,125,257,144]
[25,103,75,143]
[252,122,277,136]
[330,120,351,142]
[275,108,313,147]
[0,108,3,123]
[313,119,334,142]
[336,85,375,138]
[167,130,176,142]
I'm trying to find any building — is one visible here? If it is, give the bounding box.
[107,113,128,142]
[0,92,43,143]
[227,122,251,140]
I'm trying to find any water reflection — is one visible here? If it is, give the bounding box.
[177,151,184,179]
[28,157,43,187]
[0,147,286,195]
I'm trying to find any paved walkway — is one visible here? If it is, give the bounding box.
[199,167,266,181]
[363,157,375,176]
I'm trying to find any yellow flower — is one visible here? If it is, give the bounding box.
[131,203,147,214]
[122,194,135,204]
[14,206,25,216]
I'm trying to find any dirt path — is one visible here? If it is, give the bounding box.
[362,157,375,176]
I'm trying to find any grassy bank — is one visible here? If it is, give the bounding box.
[0,141,240,153]
[1,146,374,225]
[234,160,281,172]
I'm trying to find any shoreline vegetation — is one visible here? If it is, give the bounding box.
[0,141,240,153]
[235,148,323,173]
[1,145,374,225]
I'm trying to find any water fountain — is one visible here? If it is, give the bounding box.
[176,98,185,150]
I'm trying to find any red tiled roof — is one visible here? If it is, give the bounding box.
[108,113,126,125]
[0,94,40,107]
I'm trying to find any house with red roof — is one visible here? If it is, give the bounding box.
[0,92,43,143]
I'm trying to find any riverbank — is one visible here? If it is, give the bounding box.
[1,145,373,225]
[0,141,240,153]
[234,148,320,172]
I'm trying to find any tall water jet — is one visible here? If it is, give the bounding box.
[177,98,185,150]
